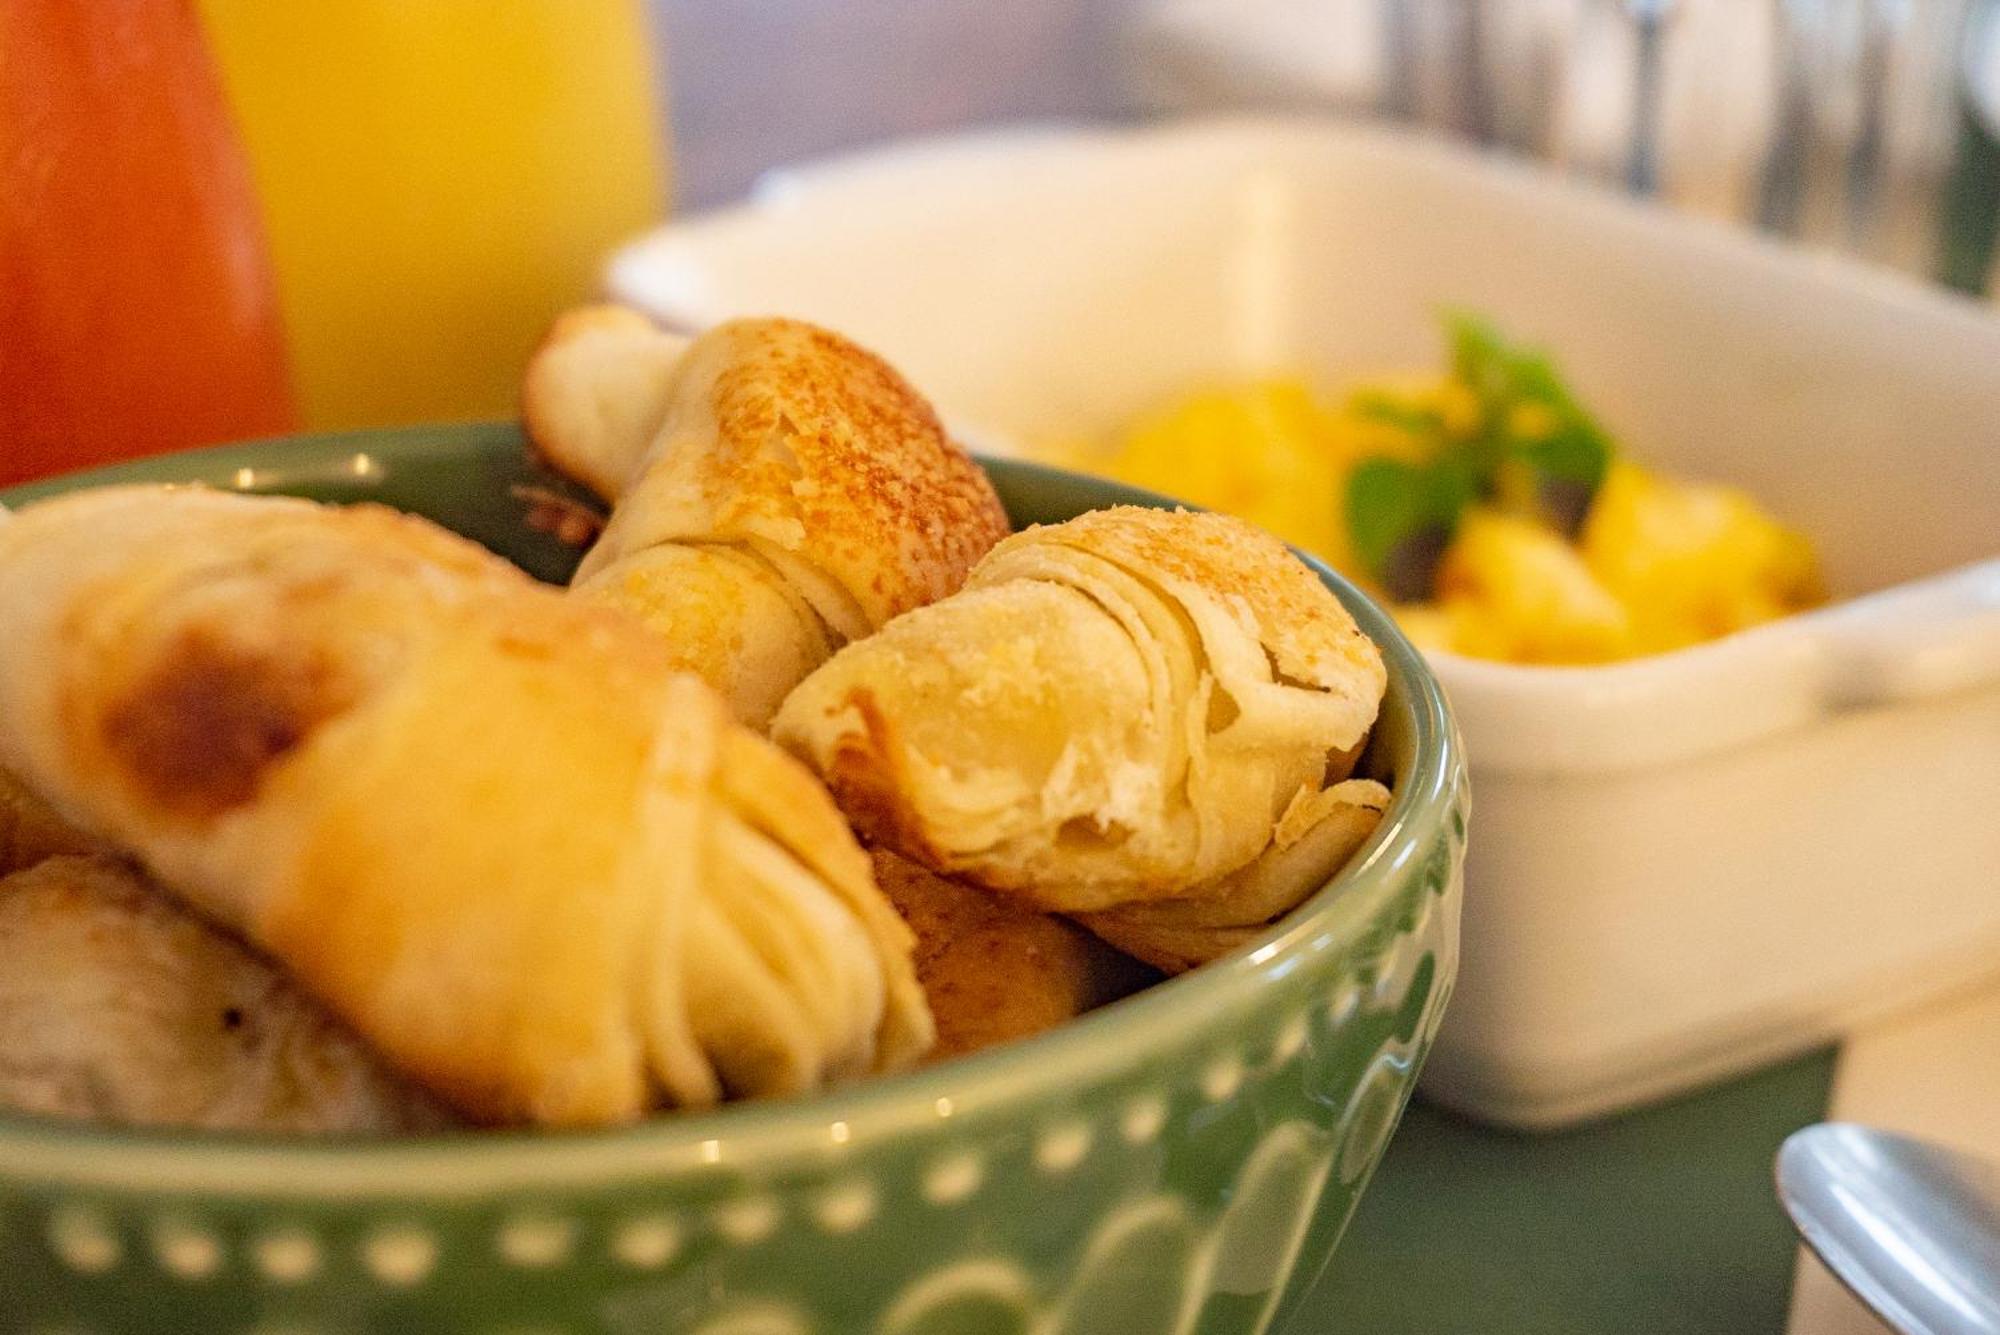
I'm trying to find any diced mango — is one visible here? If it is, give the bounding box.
[1388,601,1457,656]
[1423,508,1635,664]
[1579,463,1824,654]
[1053,377,1439,583]
[1080,379,1345,561]
[1039,370,1826,668]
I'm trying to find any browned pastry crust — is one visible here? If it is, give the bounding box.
[529,310,1012,727]
[0,766,101,875]
[871,848,1142,1061]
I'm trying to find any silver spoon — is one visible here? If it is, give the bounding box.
[1778,1123,2000,1335]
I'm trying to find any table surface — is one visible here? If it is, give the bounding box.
[1306,1051,1839,1334]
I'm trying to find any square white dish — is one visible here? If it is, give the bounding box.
[609,118,2000,1129]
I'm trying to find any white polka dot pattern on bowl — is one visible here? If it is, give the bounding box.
[611,1214,681,1270]
[151,1219,223,1280]
[1034,1122,1093,1174]
[813,1181,877,1234]
[713,1196,781,1246]
[1201,1057,1244,1103]
[362,1224,437,1287]
[496,1214,575,1269]
[48,1206,120,1275]
[1119,1097,1166,1145]
[689,1303,808,1335]
[1327,981,1364,1027]
[920,1153,983,1206]
[252,1229,320,1284]
[1272,1014,1309,1064]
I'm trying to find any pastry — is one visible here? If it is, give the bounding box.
[773,505,1387,915]
[0,853,448,1133]
[527,311,1012,727]
[0,485,931,1126]
[522,305,689,501]
[1075,779,1391,973]
[0,765,101,874]
[871,848,1153,1061]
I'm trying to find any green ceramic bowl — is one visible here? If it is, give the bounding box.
[0,425,1467,1335]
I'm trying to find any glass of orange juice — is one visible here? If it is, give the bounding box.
[197,0,670,429]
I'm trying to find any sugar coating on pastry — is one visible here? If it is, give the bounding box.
[774,506,1387,912]
[544,316,1010,727]
[576,318,1010,628]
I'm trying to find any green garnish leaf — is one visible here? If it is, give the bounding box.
[1349,390,1446,439]
[1444,309,1615,521]
[1516,423,1611,488]
[1346,456,1467,601]
[1347,457,1430,580]
[1344,311,1621,589]
[1446,310,1513,404]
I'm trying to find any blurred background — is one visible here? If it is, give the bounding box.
[667,0,2000,284]
[5,0,1997,476]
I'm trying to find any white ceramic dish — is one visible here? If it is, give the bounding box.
[608,118,2000,1129]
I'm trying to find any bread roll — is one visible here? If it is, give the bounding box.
[577,543,834,733]
[871,848,1149,1060]
[0,485,930,1126]
[0,854,448,1133]
[773,506,1387,914]
[521,304,689,501]
[528,311,1011,727]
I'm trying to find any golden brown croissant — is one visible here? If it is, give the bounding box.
[0,854,448,1133]
[0,485,930,1126]
[773,506,1387,917]
[1074,779,1390,973]
[527,310,1012,728]
[522,305,689,501]
[870,848,1152,1061]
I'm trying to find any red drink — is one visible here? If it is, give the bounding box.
[0,0,294,483]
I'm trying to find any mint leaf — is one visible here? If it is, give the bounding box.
[1349,391,1446,439]
[1346,457,1431,581]
[1346,455,1467,599]
[1444,310,1616,520]
[1446,310,1512,401]
[1343,311,1620,589]
[1514,423,1610,488]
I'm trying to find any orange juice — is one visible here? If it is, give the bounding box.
[197,0,669,428]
